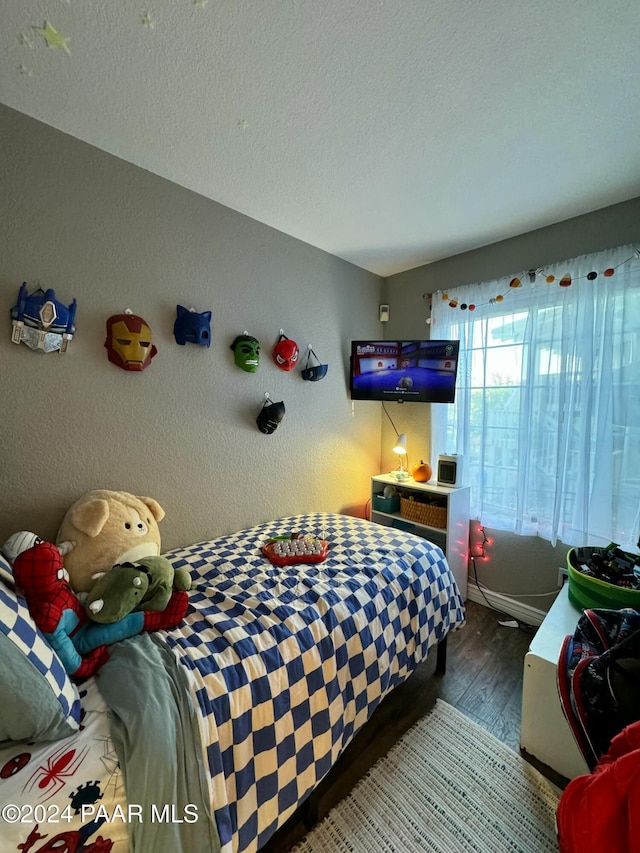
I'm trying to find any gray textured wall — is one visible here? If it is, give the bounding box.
[383,196,640,614]
[3,99,638,617]
[0,104,384,551]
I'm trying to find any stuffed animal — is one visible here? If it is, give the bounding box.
[57,489,190,642]
[56,490,165,593]
[86,556,191,623]
[11,540,109,680]
[6,530,190,674]
[85,562,149,623]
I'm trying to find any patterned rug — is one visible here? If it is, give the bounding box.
[292,700,561,853]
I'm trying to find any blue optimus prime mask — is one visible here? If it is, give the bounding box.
[10,283,77,353]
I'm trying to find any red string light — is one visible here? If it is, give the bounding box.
[472,524,490,561]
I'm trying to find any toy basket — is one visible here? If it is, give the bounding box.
[400,497,447,529]
[567,547,640,611]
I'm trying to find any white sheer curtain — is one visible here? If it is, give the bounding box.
[431,244,640,550]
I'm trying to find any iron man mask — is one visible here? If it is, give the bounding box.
[105,311,157,371]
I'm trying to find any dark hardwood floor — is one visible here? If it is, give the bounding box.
[262,598,566,852]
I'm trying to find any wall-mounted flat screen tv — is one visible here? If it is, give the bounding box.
[349,340,460,403]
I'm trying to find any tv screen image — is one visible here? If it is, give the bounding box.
[350,340,460,403]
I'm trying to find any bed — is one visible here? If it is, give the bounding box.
[0,512,465,853]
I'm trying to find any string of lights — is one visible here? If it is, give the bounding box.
[471,524,490,561]
[424,247,640,320]
[467,524,556,633]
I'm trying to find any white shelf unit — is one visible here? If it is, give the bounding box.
[370,474,470,598]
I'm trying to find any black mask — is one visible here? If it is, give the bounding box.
[256,400,286,434]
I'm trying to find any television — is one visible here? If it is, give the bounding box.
[349,340,460,403]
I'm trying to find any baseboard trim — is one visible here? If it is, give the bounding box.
[466,581,547,627]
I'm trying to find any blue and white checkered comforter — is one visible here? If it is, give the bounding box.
[161,513,465,853]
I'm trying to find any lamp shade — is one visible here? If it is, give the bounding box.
[392,433,407,455]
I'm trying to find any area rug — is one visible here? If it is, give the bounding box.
[292,700,561,853]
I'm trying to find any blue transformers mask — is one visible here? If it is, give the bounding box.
[10,283,77,353]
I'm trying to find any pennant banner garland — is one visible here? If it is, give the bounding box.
[425,248,640,321]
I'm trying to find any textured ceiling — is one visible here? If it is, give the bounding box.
[1,0,639,276]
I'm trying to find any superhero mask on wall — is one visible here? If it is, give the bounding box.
[105,310,157,371]
[174,305,212,347]
[301,346,328,381]
[272,332,299,371]
[10,282,77,353]
[257,397,286,434]
[230,334,260,372]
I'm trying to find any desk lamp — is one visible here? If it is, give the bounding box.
[391,433,409,480]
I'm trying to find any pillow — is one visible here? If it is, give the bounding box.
[0,552,13,587]
[0,579,82,744]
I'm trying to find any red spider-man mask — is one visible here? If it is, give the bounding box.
[272,334,299,371]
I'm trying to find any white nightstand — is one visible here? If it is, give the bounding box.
[520,584,589,779]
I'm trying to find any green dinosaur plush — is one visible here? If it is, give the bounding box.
[86,556,191,624]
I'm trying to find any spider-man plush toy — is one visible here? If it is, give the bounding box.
[12,541,109,680]
[11,538,189,681]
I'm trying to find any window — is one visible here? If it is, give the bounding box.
[431,245,640,549]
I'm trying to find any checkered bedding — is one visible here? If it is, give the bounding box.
[0,513,464,853]
[161,513,466,853]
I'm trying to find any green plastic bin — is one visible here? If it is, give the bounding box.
[567,548,640,611]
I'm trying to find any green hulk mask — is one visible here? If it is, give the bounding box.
[230,334,260,372]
